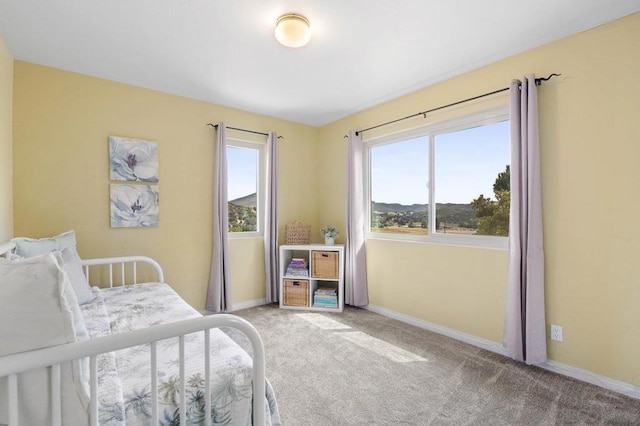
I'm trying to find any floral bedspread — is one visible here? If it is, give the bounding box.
[80,283,280,425]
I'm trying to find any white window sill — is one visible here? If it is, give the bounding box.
[228,232,264,239]
[365,231,508,250]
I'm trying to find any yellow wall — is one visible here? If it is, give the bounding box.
[317,12,640,386]
[0,36,12,241]
[12,62,319,308]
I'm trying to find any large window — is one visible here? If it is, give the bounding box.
[227,139,265,235]
[366,107,510,248]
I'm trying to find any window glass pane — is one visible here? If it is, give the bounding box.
[434,120,509,236]
[227,145,258,232]
[370,136,429,235]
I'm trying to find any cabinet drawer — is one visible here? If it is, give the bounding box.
[283,279,309,306]
[311,251,339,279]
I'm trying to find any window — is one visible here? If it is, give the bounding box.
[370,136,429,235]
[226,139,265,236]
[365,106,510,248]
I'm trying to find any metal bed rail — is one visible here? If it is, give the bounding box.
[0,314,266,426]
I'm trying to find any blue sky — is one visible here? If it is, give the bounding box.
[226,120,510,205]
[227,146,257,201]
[371,120,509,205]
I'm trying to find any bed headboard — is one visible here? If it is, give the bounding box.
[0,241,164,284]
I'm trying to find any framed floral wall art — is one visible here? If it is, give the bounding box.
[110,184,159,228]
[109,136,159,182]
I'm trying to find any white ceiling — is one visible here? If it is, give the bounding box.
[1,1,639,126]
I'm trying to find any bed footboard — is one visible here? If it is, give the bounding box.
[0,314,266,426]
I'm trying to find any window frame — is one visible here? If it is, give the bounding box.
[364,105,510,249]
[226,138,266,239]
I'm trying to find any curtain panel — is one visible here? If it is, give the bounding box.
[345,131,369,306]
[504,75,546,364]
[206,122,232,312]
[264,132,279,303]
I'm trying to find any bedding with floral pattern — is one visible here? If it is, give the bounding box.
[81,284,280,425]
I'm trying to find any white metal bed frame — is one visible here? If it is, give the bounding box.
[0,241,267,426]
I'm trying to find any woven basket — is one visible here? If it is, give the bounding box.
[283,279,309,306]
[285,221,311,245]
[311,251,339,279]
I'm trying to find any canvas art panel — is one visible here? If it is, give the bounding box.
[109,136,159,182]
[110,184,159,228]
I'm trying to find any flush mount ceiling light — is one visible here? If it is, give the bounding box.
[275,13,311,48]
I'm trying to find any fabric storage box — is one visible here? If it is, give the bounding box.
[283,279,309,306]
[311,251,339,279]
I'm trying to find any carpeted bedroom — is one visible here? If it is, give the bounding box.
[2,2,640,425]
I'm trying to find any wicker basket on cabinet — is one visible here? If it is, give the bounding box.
[285,221,311,245]
[283,279,309,306]
[311,251,339,279]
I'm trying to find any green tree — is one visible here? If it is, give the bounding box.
[493,165,510,193]
[471,165,510,236]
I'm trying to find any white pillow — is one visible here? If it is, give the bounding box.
[12,230,76,258]
[5,252,23,261]
[0,253,89,425]
[10,231,95,305]
[53,251,91,395]
[0,252,77,356]
[59,246,95,305]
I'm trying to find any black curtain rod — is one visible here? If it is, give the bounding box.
[206,123,284,139]
[349,73,560,137]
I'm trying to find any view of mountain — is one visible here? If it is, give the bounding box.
[371,202,427,213]
[230,193,257,208]
[228,193,257,232]
[372,201,478,232]
[227,194,478,234]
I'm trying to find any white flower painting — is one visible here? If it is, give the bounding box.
[109,136,158,182]
[110,184,159,228]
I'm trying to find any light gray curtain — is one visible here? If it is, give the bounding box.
[264,132,279,303]
[206,122,231,312]
[504,75,546,364]
[345,130,369,306]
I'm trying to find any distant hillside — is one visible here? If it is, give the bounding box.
[227,195,476,231]
[372,201,477,229]
[373,201,474,217]
[230,193,256,208]
[435,203,476,225]
[228,193,257,232]
[372,202,427,213]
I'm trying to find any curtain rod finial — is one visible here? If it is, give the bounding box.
[535,73,561,86]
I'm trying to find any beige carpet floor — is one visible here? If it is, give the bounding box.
[224,304,640,425]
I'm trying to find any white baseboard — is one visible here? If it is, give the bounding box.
[364,304,508,356]
[364,304,640,400]
[198,298,269,316]
[231,298,269,312]
[540,360,640,399]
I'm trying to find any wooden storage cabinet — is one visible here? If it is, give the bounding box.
[279,244,345,312]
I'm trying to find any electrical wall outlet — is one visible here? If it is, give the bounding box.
[550,324,563,342]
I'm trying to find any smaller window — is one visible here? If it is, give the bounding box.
[226,140,265,235]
